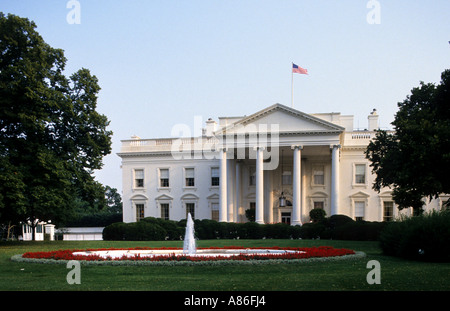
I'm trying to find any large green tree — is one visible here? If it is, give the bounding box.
[365,69,450,215]
[0,13,112,239]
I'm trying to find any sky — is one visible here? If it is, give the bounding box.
[2,0,449,193]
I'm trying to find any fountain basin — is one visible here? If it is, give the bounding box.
[72,248,306,259]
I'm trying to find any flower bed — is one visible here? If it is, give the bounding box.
[19,246,355,263]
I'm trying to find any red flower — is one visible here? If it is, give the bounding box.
[22,246,355,262]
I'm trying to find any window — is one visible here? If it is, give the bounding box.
[211,203,219,221]
[383,201,394,222]
[355,201,365,221]
[160,203,169,220]
[186,203,195,219]
[36,225,43,233]
[249,166,256,186]
[159,169,169,187]
[313,166,324,185]
[185,168,195,187]
[211,167,220,186]
[136,204,145,221]
[355,164,366,184]
[314,201,324,209]
[282,171,292,185]
[134,169,144,188]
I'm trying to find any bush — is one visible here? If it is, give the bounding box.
[102,212,390,242]
[379,210,450,262]
[194,219,219,239]
[124,222,167,241]
[299,222,326,239]
[241,222,264,239]
[309,208,326,223]
[263,223,291,239]
[102,222,127,240]
[142,217,183,240]
[103,221,166,241]
[334,221,386,241]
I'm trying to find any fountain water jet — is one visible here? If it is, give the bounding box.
[183,213,196,255]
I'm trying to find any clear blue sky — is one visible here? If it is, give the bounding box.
[2,0,449,192]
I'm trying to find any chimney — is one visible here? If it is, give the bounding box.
[205,118,217,137]
[368,109,379,131]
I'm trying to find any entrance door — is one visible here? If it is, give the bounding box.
[281,212,291,225]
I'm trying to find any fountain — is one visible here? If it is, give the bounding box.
[183,213,196,255]
[70,215,307,260]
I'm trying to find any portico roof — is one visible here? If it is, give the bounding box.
[215,103,345,136]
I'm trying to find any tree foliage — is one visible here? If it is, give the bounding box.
[0,13,112,236]
[365,69,450,215]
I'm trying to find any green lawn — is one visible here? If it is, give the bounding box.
[1,239,449,291]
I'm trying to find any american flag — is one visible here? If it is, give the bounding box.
[292,63,308,74]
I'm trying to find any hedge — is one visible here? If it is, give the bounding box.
[103,215,386,241]
[379,210,450,262]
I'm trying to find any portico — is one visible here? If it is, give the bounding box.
[217,143,342,225]
[214,104,344,225]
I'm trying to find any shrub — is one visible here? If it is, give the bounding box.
[124,222,167,241]
[289,225,302,239]
[194,219,219,239]
[334,221,386,241]
[379,210,450,262]
[220,222,240,239]
[309,208,326,223]
[102,222,127,240]
[103,221,167,241]
[241,222,264,239]
[245,208,255,222]
[142,217,182,240]
[264,223,291,239]
[102,212,390,242]
[299,222,326,239]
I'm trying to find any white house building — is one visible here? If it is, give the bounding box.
[118,104,446,225]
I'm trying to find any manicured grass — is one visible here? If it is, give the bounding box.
[1,239,449,291]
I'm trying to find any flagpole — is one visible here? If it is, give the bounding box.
[291,62,294,108]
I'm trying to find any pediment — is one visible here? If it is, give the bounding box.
[155,194,173,201]
[217,104,344,135]
[350,191,371,198]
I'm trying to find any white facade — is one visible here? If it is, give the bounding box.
[58,227,104,241]
[118,104,445,225]
[21,221,55,241]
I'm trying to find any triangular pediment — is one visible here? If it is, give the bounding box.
[217,104,344,135]
[155,194,173,201]
[350,191,371,198]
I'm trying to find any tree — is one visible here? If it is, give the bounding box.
[309,208,326,223]
[245,208,255,222]
[0,13,112,239]
[105,186,123,214]
[365,69,450,215]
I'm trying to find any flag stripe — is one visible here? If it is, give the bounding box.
[292,63,308,74]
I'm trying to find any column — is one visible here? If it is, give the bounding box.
[235,160,241,223]
[330,144,341,215]
[219,148,227,222]
[227,159,235,222]
[255,146,264,224]
[265,170,273,223]
[291,145,302,226]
